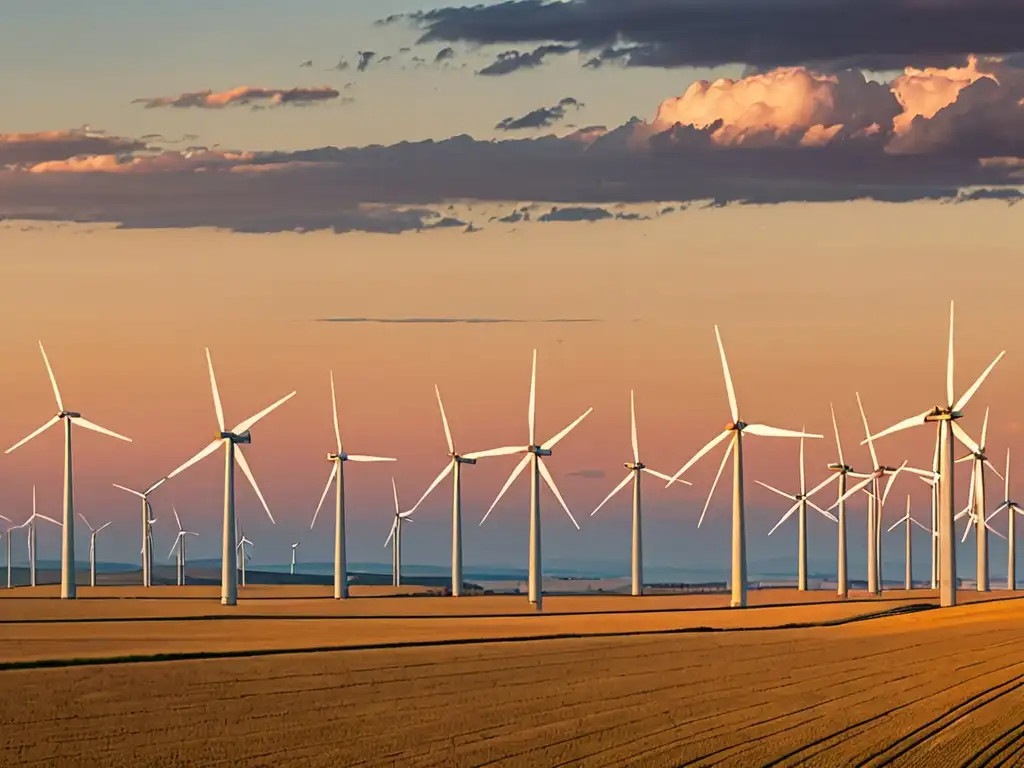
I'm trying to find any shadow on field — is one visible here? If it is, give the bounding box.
[0,603,934,672]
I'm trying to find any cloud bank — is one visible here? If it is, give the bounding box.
[2,58,1023,233]
[133,86,341,109]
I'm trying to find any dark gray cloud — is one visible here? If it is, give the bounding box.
[567,469,606,479]
[496,96,583,131]
[479,44,574,76]
[402,0,1024,71]
[951,187,1024,205]
[328,57,349,72]
[299,59,313,68]
[357,51,376,72]
[316,317,600,324]
[0,129,147,166]
[434,46,456,63]
[538,205,613,222]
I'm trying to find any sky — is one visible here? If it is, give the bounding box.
[2,0,1024,579]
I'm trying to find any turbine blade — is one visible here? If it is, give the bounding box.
[981,406,990,450]
[205,348,226,432]
[74,417,131,443]
[463,446,525,460]
[947,300,955,406]
[346,455,397,462]
[391,476,400,516]
[910,517,930,532]
[827,474,875,511]
[166,439,221,480]
[78,513,93,532]
[987,501,1009,523]
[538,458,580,530]
[145,477,168,495]
[830,402,846,468]
[591,472,633,516]
[1006,448,1012,504]
[954,351,1006,412]
[310,462,338,530]
[744,424,822,439]
[807,499,838,522]
[864,410,933,444]
[408,462,454,515]
[642,468,689,485]
[855,392,878,469]
[951,422,980,456]
[5,415,61,454]
[172,505,182,532]
[712,325,740,424]
[480,453,531,526]
[881,461,908,507]
[961,517,973,544]
[384,518,397,548]
[984,458,1005,482]
[330,371,342,453]
[754,480,796,502]
[168,532,183,560]
[902,466,939,480]
[97,521,112,532]
[541,408,593,450]
[698,437,735,528]
[630,389,639,464]
[528,349,537,446]
[768,499,801,536]
[38,342,64,412]
[799,433,806,493]
[887,516,907,533]
[666,429,732,487]
[235,446,275,524]
[231,391,296,435]
[36,514,61,527]
[805,473,839,500]
[112,483,145,499]
[435,384,454,454]
[986,522,1007,541]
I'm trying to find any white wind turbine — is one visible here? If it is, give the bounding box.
[665,326,822,608]
[824,404,864,599]
[236,521,254,588]
[954,460,1005,551]
[3,518,15,589]
[168,505,198,586]
[20,487,62,587]
[112,478,167,587]
[310,371,395,600]
[77,514,111,588]
[385,478,414,587]
[865,301,1004,607]
[887,495,930,590]
[290,542,299,576]
[479,349,593,611]
[590,390,688,597]
[165,348,295,606]
[406,384,519,597]
[986,449,1022,590]
[953,407,1003,592]
[758,432,838,591]
[6,342,132,599]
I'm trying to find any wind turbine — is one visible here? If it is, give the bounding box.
[953,407,1003,592]
[590,390,688,596]
[385,477,414,588]
[824,403,862,598]
[78,514,111,588]
[310,371,395,600]
[665,326,822,608]
[5,342,132,599]
[4,518,15,589]
[865,301,1004,607]
[165,348,295,606]
[112,478,167,587]
[986,449,1022,590]
[168,505,198,586]
[887,495,929,590]
[290,542,299,576]
[20,487,61,587]
[954,460,1005,553]
[236,521,253,588]
[406,384,519,597]
[758,432,838,591]
[479,349,593,611]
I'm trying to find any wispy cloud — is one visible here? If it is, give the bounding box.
[479,44,574,76]
[496,97,583,131]
[567,469,606,480]
[315,317,600,324]
[132,86,340,109]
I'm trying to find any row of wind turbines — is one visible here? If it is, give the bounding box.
[2,301,1015,610]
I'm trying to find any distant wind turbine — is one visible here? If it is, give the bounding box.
[407,384,535,597]
[165,348,295,606]
[290,542,299,576]
[5,342,131,599]
[479,349,593,611]
[112,478,167,587]
[19,487,61,587]
[986,449,1021,590]
[953,407,1003,592]
[665,326,822,608]
[823,403,862,598]
[864,300,1004,608]
[0,515,12,588]
[168,505,198,586]
[758,432,838,591]
[954,461,1006,550]
[310,371,395,600]
[236,521,253,588]
[887,495,930,590]
[78,514,111,588]
[591,390,687,597]
[385,477,414,587]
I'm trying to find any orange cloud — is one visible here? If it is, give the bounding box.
[132,85,341,109]
[0,128,146,167]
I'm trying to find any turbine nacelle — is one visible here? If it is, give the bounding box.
[219,430,251,443]
[528,445,553,457]
[726,421,747,431]
[625,461,646,471]
[827,462,854,474]
[58,411,81,419]
[454,454,478,465]
[327,451,345,461]
[924,406,962,421]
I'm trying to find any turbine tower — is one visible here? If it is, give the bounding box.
[20,487,61,587]
[866,301,1004,607]
[953,407,1003,592]
[954,460,1006,564]
[5,342,132,599]
[825,403,861,599]
[986,449,1021,590]
[78,514,111,588]
[112,478,167,587]
[165,348,295,606]
[758,432,838,591]
[665,326,822,608]
[479,349,592,611]
[168,505,198,586]
[4,518,15,589]
[385,477,414,587]
[290,542,299,576]
[887,495,929,590]
[590,390,687,596]
[406,384,519,597]
[310,371,395,600]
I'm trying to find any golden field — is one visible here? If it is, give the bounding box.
[0,587,1022,766]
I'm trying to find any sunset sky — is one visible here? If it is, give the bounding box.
[2,1,1023,579]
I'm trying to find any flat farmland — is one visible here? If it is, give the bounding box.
[1,589,1022,766]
